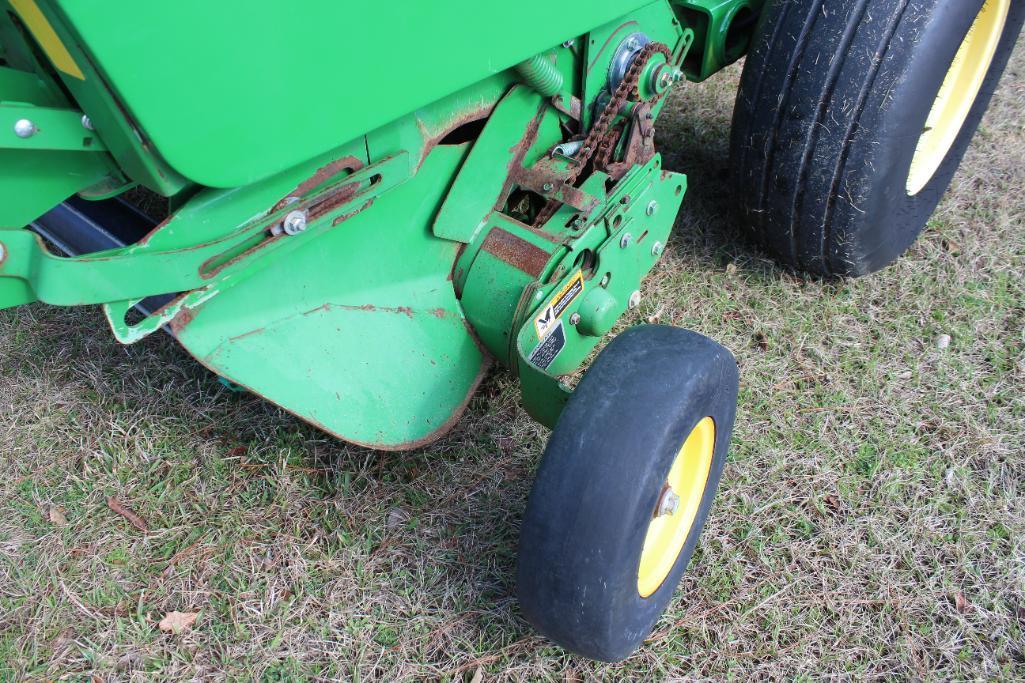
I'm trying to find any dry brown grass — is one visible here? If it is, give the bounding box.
[1,44,1023,682]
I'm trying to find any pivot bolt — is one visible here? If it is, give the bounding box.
[81,115,94,131]
[651,241,664,257]
[628,290,641,309]
[646,200,659,216]
[656,488,681,517]
[14,119,36,138]
[569,313,581,325]
[620,233,633,249]
[282,209,308,236]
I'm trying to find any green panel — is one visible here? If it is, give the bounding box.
[433,85,544,243]
[0,149,109,227]
[53,0,653,189]
[172,145,488,450]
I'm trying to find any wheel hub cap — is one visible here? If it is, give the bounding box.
[637,416,716,598]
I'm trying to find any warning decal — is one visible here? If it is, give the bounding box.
[529,319,567,371]
[534,270,585,340]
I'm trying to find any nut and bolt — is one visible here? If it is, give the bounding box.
[646,200,659,216]
[569,313,581,326]
[656,488,681,517]
[620,232,633,249]
[620,194,631,205]
[543,182,554,192]
[281,209,308,236]
[628,290,641,309]
[14,119,36,138]
[651,241,664,257]
[563,39,576,48]
[81,115,94,131]
[599,274,610,288]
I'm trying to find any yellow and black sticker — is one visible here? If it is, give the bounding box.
[529,319,567,371]
[534,270,584,340]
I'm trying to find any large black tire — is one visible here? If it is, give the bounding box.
[730,0,1025,277]
[517,326,739,661]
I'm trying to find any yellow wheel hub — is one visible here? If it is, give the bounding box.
[907,0,1009,195]
[637,417,715,598]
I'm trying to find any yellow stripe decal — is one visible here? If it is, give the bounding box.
[10,0,85,80]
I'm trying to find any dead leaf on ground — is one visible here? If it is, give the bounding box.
[48,506,68,527]
[954,591,969,614]
[469,667,484,683]
[158,611,199,634]
[107,497,148,533]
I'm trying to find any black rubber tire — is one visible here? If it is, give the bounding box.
[516,325,739,661]
[730,0,1025,277]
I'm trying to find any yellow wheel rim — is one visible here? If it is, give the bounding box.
[637,417,716,598]
[907,0,1009,195]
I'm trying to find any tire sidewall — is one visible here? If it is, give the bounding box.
[833,0,1025,273]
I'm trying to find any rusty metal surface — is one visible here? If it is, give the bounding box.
[481,227,552,278]
[533,41,672,228]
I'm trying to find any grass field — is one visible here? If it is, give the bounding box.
[2,44,1023,681]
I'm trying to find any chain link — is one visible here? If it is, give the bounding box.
[533,42,673,228]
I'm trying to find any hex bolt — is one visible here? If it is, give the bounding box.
[569,313,581,325]
[0,242,6,263]
[628,290,641,309]
[81,115,94,131]
[621,194,631,205]
[599,273,610,288]
[646,200,659,216]
[651,241,664,257]
[282,209,309,236]
[543,182,554,192]
[620,233,633,249]
[14,119,36,139]
[656,488,681,517]
[563,39,575,48]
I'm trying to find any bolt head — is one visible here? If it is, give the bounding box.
[651,241,664,257]
[620,233,633,249]
[563,39,575,48]
[14,119,36,138]
[628,290,641,309]
[543,182,554,192]
[0,242,6,263]
[656,488,681,517]
[81,115,94,131]
[282,209,308,236]
[599,274,610,288]
[646,200,659,216]
[569,313,581,325]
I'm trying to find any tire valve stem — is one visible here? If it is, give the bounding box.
[656,487,681,517]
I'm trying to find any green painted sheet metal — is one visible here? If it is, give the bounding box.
[51,0,653,189]
[172,144,488,450]
[433,86,545,244]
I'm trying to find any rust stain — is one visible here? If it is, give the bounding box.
[481,228,550,278]
[273,156,364,212]
[415,101,498,171]
[331,198,374,227]
[308,181,361,221]
[168,305,199,335]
